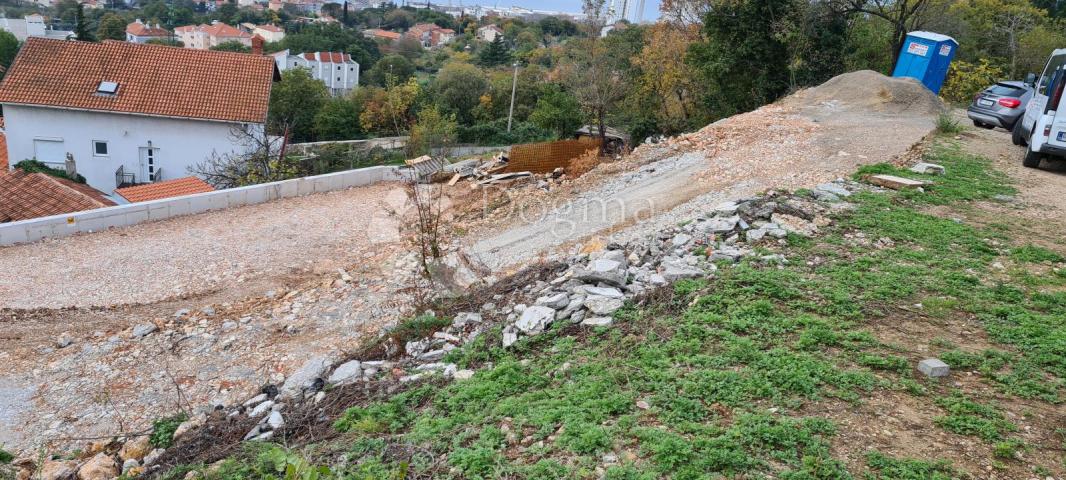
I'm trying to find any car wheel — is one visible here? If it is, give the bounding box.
[1011,121,1028,146]
[1022,145,1042,168]
[972,120,985,128]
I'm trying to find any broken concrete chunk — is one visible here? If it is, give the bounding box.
[868,174,928,190]
[815,183,851,197]
[535,292,570,310]
[661,259,704,282]
[671,233,692,248]
[918,358,950,378]
[581,316,613,327]
[515,306,555,334]
[575,258,627,286]
[579,286,624,298]
[909,162,945,175]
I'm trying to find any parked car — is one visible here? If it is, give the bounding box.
[967,79,1034,131]
[1015,48,1066,168]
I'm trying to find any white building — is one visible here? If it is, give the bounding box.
[126,19,172,43]
[271,50,359,97]
[174,22,253,49]
[0,14,73,42]
[477,24,503,42]
[0,38,279,193]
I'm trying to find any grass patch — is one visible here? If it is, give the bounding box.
[1010,245,1064,263]
[388,314,452,345]
[0,447,12,464]
[864,451,964,479]
[934,392,1017,441]
[936,113,965,134]
[149,413,188,449]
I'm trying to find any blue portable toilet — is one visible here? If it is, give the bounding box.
[892,31,958,94]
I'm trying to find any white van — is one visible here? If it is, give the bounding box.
[1015,48,1066,168]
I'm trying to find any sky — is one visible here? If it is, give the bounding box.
[456,1,662,21]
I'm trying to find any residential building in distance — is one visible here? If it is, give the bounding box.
[0,39,279,193]
[271,50,359,96]
[174,22,252,49]
[0,14,73,41]
[363,28,401,42]
[125,19,172,43]
[477,24,504,42]
[0,168,116,222]
[406,23,455,48]
[240,23,286,42]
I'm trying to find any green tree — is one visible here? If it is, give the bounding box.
[688,0,794,117]
[210,40,251,52]
[0,30,19,78]
[97,13,127,41]
[73,2,95,42]
[314,96,364,141]
[561,0,630,148]
[529,84,583,138]
[433,61,490,125]
[364,54,415,86]
[407,105,458,157]
[478,35,511,67]
[269,68,329,142]
[359,78,420,136]
[382,9,414,30]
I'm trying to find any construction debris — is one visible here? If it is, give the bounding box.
[868,174,929,190]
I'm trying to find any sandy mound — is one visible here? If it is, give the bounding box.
[781,70,944,116]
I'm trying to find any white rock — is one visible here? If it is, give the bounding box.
[454,369,475,380]
[584,295,624,315]
[327,360,363,385]
[249,400,274,417]
[535,292,570,310]
[515,306,555,334]
[278,355,334,400]
[266,411,285,430]
[581,317,613,327]
[131,324,157,338]
[579,286,624,298]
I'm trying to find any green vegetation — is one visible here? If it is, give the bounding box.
[149,413,188,449]
[936,113,965,135]
[0,447,13,464]
[164,143,1066,478]
[13,160,87,184]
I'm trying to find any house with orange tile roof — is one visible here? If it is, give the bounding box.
[271,50,359,96]
[126,19,172,43]
[405,23,456,48]
[175,21,253,49]
[363,28,402,42]
[0,169,116,222]
[0,38,279,194]
[114,176,214,203]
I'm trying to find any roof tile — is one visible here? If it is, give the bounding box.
[0,169,115,222]
[114,176,215,203]
[0,38,276,123]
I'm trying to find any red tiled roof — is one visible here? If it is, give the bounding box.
[201,22,252,39]
[0,38,277,123]
[114,176,214,203]
[257,24,283,32]
[365,28,401,40]
[126,21,170,37]
[0,169,115,222]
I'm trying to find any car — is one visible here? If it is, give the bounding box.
[967,79,1034,132]
[1015,48,1066,168]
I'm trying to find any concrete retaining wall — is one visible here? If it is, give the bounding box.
[0,165,406,247]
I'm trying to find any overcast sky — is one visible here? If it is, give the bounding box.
[452,1,662,20]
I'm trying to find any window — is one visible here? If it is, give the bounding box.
[989,84,1027,97]
[1038,54,1066,95]
[336,65,341,71]
[96,81,119,94]
[93,140,109,156]
[349,67,354,71]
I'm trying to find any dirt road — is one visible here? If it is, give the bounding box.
[469,71,940,270]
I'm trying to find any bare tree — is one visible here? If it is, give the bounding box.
[659,0,715,26]
[563,0,630,154]
[831,0,936,67]
[188,123,287,188]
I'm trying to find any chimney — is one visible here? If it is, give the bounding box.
[251,34,264,55]
[64,153,77,179]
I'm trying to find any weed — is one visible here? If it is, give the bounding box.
[934,392,1016,441]
[864,451,963,479]
[857,353,909,372]
[1010,245,1064,263]
[149,413,188,449]
[387,314,451,345]
[936,113,964,134]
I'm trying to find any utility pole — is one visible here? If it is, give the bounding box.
[507,61,519,133]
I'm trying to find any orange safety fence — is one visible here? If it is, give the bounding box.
[503,137,602,174]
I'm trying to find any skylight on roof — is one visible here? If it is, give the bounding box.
[96,81,118,94]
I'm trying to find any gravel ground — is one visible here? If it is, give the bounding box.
[0,183,411,309]
[469,72,940,270]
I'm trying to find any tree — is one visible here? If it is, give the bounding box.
[529,84,583,138]
[433,61,489,125]
[407,105,458,157]
[73,2,95,42]
[631,23,702,133]
[364,54,415,86]
[831,0,937,67]
[382,9,414,30]
[313,96,364,141]
[688,0,794,117]
[97,13,127,41]
[359,77,420,136]
[269,68,329,142]
[396,34,424,60]
[950,0,1046,77]
[478,35,511,67]
[0,30,19,78]
[210,40,252,52]
[659,0,715,26]
[561,0,629,149]
[188,124,288,188]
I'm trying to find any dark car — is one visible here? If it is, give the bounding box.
[967,80,1034,131]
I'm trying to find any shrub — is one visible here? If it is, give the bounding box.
[13,160,87,183]
[149,413,188,449]
[936,113,964,134]
[940,59,1005,105]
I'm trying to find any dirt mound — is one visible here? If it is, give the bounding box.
[781,70,944,116]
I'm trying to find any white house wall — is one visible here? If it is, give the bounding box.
[4,105,259,193]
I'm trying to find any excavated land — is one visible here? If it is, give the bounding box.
[0,70,944,455]
[468,70,943,270]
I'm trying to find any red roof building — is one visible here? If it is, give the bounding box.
[126,19,172,43]
[0,169,116,222]
[115,176,215,203]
